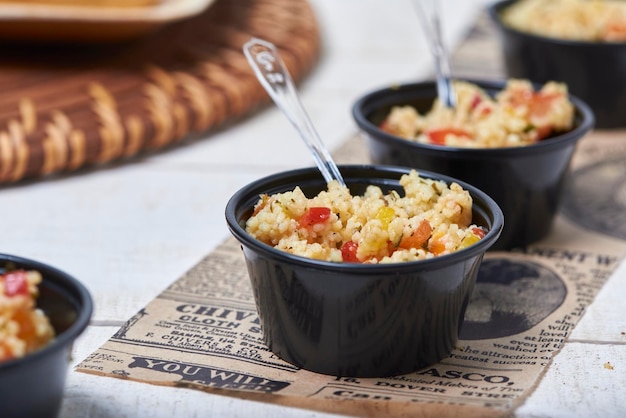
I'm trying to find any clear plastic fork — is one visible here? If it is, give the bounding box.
[243,37,347,187]
[412,0,457,108]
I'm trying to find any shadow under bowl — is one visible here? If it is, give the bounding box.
[488,0,626,129]
[225,165,503,377]
[0,254,93,418]
[352,79,594,251]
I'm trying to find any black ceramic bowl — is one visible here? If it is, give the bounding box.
[226,165,503,377]
[352,79,594,250]
[0,254,93,418]
[488,0,626,129]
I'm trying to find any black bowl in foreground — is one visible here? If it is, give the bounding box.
[488,0,626,129]
[0,254,93,418]
[226,165,503,377]
[352,79,594,250]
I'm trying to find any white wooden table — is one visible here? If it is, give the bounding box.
[1,1,625,417]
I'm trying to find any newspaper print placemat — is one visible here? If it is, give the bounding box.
[76,11,626,418]
[75,226,625,417]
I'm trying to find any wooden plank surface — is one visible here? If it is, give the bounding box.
[2,1,625,417]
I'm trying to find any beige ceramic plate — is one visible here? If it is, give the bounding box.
[0,0,216,42]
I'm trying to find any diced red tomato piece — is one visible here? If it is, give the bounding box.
[534,125,553,141]
[507,90,560,140]
[298,207,331,228]
[472,227,486,239]
[478,106,492,117]
[529,93,559,119]
[379,118,391,132]
[604,22,626,41]
[426,128,471,145]
[386,240,395,257]
[399,220,433,249]
[341,241,360,263]
[508,89,559,119]
[2,270,29,297]
[529,93,561,140]
[470,94,482,110]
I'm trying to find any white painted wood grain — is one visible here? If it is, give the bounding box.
[517,342,626,418]
[570,259,626,342]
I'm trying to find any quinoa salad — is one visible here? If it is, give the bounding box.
[380,79,575,148]
[1,270,55,362]
[501,0,626,42]
[245,170,486,263]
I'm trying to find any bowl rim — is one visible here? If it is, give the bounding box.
[488,0,626,48]
[351,78,595,157]
[0,254,93,371]
[225,164,504,272]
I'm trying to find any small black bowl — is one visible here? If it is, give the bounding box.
[352,79,594,250]
[0,254,93,418]
[488,0,626,129]
[226,165,503,377]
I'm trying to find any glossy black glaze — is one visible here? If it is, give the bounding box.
[225,165,503,377]
[488,0,626,129]
[0,254,93,418]
[352,80,594,250]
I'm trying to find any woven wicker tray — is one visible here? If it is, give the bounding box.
[0,0,320,184]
